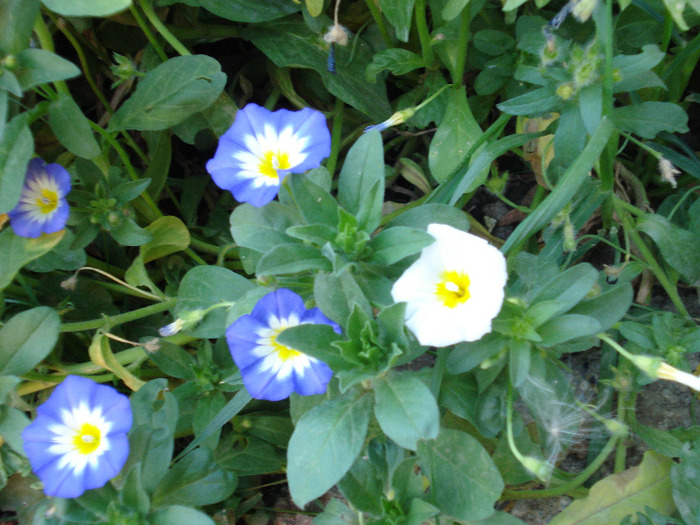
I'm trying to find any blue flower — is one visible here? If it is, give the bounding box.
[206,103,331,207]
[22,375,132,499]
[8,158,71,238]
[226,289,338,401]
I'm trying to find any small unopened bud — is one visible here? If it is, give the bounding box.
[519,456,553,482]
[60,274,79,291]
[556,82,575,100]
[364,108,416,133]
[159,318,185,337]
[323,24,349,46]
[142,337,161,353]
[658,158,680,188]
[563,221,576,252]
[572,0,598,22]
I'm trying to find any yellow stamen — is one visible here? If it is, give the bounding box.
[269,329,302,362]
[258,151,291,179]
[435,270,471,308]
[72,423,101,455]
[36,188,59,215]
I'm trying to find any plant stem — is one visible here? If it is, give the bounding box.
[363,0,392,48]
[415,0,434,68]
[327,97,344,176]
[60,298,176,332]
[130,3,168,61]
[138,0,191,56]
[452,2,471,86]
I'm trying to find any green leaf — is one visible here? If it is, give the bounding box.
[501,117,614,253]
[441,0,470,20]
[367,226,434,265]
[0,115,33,214]
[531,264,599,316]
[637,214,700,283]
[109,216,152,246]
[313,499,360,525]
[305,0,324,16]
[0,406,30,453]
[385,203,470,231]
[429,87,484,183]
[366,49,424,82]
[149,506,215,525]
[287,394,372,507]
[0,306,60,377]
[143,130,172,199]
[567,283,633,332]
[536,314,602,346]
[161,0,299,22]
[152,448,236,508]
[374,373,439,450]
[245,20,390,118]
[286,172,339,227]
[119,464,150,515]
[0,0,40,55]
[108,55,226,132]
[613,102,689,139]
[256,244,331,276]
[337,454,384,515]
[0,230,64,292]
[671,441,700,525]
[314,270,372,327]
[14,49,80,91]
[473,30,516,56]
[276,323,349,371]
[48,94,100,159]
[41,0,132,16]
[613,45,666,93]
[417,429,504,520]
[378,0,416,41]
[141,216,190,263]
[230,202,302,253]
[337,131,384,226]
[549,451,675,524]
[176,265,256,338]
[497,86,560,116]
[215,434,285,476]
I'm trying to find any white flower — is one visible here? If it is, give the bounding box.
[391,224,507,347]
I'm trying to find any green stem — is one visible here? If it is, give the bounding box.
[33,15,70,96]
[615,199,690,317]
[138,0,191,56]
[415,0,434,68]
[502,434,618,499]
[130,4,168,61]
[363,0,392,48]
[327,97,344,176]
[452,2,471,86]
[60,298,176,332]
[598,0,617,196]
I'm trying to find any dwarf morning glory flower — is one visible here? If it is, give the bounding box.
[391,223,507,347]
[206,103,331,207]
[8,158,71,238]
[226,289,338,401]
[22,375,132,499]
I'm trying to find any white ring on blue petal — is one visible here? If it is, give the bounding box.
[8,158,71,238]
[22,375,132,499]
[206,104,331,207]
[226,289,338,401]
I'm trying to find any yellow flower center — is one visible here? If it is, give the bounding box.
[71,423,101,455]
[435,270,471,308]
[270,328,302,362]
[258,151,291,179]
[36,188,59,215]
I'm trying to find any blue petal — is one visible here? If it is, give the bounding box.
[41,200,70,234]
[292,359,333,396]
[81,434,129,490]
[9,212,44,238]
[38,458,87,498]
[271,107,331,173]
[228,176,280,207]
[45,162,72,196]
[226,315,268,370]
[250,289,306,325]
[302,308,342,334]
[240,361,294,401]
